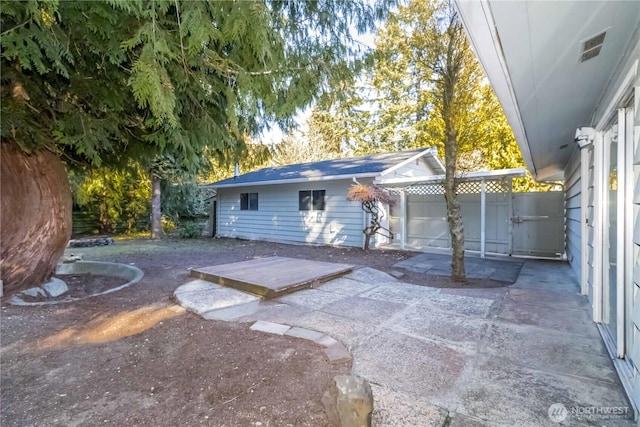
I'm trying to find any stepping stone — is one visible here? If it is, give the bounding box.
[315,335,339,347]
[202,301,260,321]
[324,341,352,364]
[285,327,326,341]
[389,270,405,279]
[174,281,259,315]
[250,320,291,335]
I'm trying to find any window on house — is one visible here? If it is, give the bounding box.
[299,190,325,211]
[240,192,258,210]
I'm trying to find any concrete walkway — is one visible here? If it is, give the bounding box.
[175,260,633,426]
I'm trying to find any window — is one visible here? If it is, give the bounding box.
[240,192,258,210]
[299,190,325,211]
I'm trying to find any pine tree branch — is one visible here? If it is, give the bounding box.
[1,19,31,36]
[173,0,189,73]
[245,66,310,76]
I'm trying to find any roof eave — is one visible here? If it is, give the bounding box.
[202,172,379,189]
[455,0,539,180]
[379,147,444,177]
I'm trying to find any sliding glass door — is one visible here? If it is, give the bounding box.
[602,122,618,344]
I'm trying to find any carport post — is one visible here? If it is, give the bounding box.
[507,178,513,255]
[480,178,486,258]
[400,190,407,250]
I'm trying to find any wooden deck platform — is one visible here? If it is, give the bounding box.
[189,257,354,298]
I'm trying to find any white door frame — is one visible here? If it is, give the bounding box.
[579,141,592,296]
[592,130,605,323]
[593,63,637,357]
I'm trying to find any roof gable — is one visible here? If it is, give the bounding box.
[207,148,440,189]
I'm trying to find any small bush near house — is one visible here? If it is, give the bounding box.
[178,222,202,238]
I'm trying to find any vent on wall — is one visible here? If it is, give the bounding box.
[580,31,606,62]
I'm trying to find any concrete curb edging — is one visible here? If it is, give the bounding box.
[249,320,352,365]
[248,321,366,426]
[8,261,144,306]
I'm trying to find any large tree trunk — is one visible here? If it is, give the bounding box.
[0,143,72,295]
[443,130,466,282]
[150,177,162,239]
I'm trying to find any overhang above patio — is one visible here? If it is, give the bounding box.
[374,167,527,186]
[455,0,640,181]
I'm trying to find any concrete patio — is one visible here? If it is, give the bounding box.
[175,259,634,426]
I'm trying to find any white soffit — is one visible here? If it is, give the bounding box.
[457,0,640,181]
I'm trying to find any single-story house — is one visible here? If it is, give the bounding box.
[455,0,639,416]
[205,148,445,248]
[206,148,559,257]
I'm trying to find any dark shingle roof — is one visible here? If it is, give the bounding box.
[208,148,436,188]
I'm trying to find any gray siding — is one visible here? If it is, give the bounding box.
[216,179,372,248]
[564,148,582,283]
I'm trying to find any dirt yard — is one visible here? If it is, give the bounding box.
[0,237,498,426]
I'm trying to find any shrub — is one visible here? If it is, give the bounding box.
[161,216,177,234]
[178,222,202,239]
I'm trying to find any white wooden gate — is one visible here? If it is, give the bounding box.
[388,182,565,258]
[511,192,565,257]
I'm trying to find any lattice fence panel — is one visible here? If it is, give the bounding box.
[405,184,445,195]
[385,179,511,196]
[457,181,481,194]
[486,180,511,193]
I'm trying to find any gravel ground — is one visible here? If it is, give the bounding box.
[1,237,501,427]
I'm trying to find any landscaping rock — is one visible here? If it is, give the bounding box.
[68,237,114,248]
[61,254,84,263]
[43,277,68,297]
[322,375,373,427]
[20,287,47,298]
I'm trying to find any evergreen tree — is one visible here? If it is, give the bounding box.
[70,162,151,234]
[311,0,545,280]
[0,0,390,293]
[408,0,483,281]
